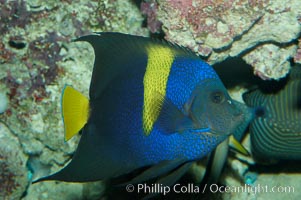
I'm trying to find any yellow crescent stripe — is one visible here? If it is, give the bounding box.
[143,45,174,135]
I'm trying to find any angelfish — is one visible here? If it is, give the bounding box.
[33,32,253,186]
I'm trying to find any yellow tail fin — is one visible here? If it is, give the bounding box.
[61,85,89,141]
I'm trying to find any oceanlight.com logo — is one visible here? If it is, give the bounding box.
[208,184,295,194]
[125,183,295,195]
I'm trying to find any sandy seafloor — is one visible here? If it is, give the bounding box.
[0,0,301,199]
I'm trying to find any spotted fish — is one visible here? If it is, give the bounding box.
[33,33,253,187]
[243,66,301,160]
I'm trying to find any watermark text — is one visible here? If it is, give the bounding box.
[125,183,295,195]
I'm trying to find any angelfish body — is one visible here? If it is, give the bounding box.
[35,33,249,183]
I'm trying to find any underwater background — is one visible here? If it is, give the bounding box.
[0,0,300,199]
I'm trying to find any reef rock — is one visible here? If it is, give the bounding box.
[294,38,301,64]
[0,122,29,199]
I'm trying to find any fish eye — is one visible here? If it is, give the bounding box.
[211,91,225,104]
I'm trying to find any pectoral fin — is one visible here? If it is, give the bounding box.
[154,92,210,134]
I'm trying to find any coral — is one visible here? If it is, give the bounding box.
[88,0,148,35]
[294,38,301,64]
[0,92,8,113]
[155,0,266,52]
[0,122,29,199]
[0,0,32,34]
[149,0,301,79]
[0,41,16,64]
[25,32,66,100]
[140,1,162,33]
[243,44,297,80]
[24,179,84,200]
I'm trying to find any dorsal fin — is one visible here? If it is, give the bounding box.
[61,85,89,141]
[75,32,198,100]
